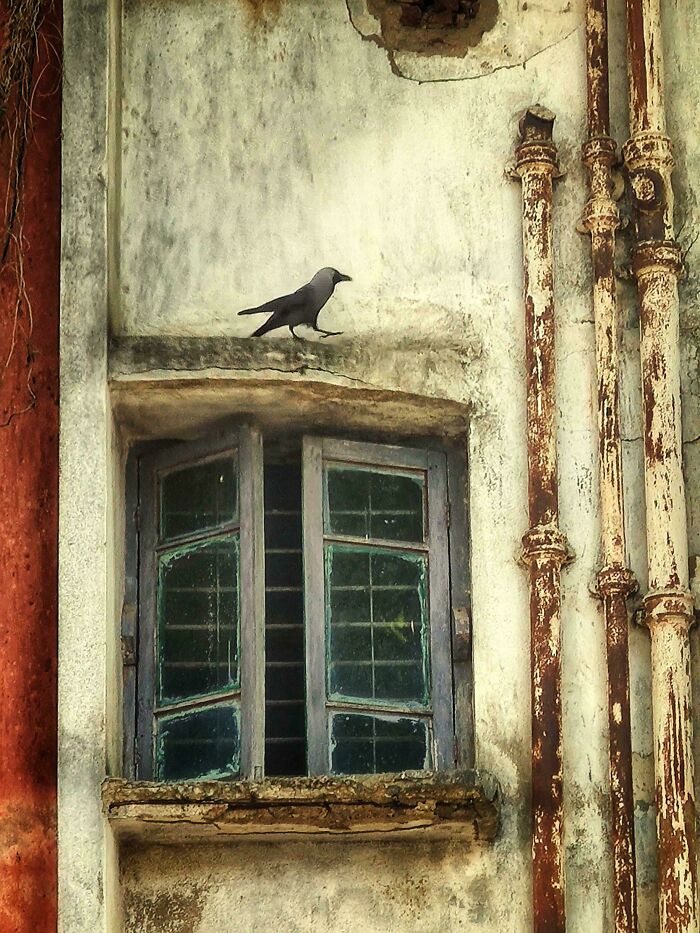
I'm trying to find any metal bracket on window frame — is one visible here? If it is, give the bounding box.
[452,606,471,663]
[121,632,136,667]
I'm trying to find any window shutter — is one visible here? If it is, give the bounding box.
[303,437,455,776]
[137,425,265,781]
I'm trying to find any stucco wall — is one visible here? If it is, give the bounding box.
[59,0,700,929]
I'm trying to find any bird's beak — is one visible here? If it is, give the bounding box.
[338,273,352,282]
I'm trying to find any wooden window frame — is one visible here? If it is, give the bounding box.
[303,437,456,775]
[124,428,472,782]
[135,426,265,781]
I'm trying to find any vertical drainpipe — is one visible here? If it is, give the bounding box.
[580,1,639,930]
[0,3,61,931]
[513,107,571,933]
[622,1,699,930]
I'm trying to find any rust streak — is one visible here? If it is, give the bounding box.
[624,2,699,927]
[514,107,569,933]
[581,4,639,926]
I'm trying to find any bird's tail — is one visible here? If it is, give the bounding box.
[251,317,278,338]
[238,297,281,316]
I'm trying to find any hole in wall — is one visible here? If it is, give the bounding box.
[366,0,498,56]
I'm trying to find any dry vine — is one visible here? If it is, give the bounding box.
[0,0,50,426]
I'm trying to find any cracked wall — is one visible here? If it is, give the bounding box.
[58,0,700,929]
[344,0,579,80]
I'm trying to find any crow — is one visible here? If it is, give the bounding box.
[238,267,352,339]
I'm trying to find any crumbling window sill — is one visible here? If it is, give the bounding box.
[102,770,500,845]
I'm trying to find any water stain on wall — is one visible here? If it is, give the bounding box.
[123,885,206,933]
[240,0,283,23]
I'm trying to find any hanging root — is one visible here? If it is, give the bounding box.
[0,0,49,425]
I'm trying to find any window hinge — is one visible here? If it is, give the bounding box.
[452,606,471,662]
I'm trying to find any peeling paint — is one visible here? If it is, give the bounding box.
[514,107,570,933]
[624,1,700,928]
[581,3,638,928]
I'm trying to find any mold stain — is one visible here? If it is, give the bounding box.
[123,885,206,933]
[240,0,283,24]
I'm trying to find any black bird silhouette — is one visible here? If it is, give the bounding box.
[238,267,352,339]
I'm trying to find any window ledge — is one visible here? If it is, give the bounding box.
[102,770,500,845]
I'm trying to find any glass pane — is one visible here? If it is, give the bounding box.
[326,545,429,706]
[330,713,430,775]
[158,536,239,703]
[156,704,240,781]
[161,454,237,540]
[326,466,424,543]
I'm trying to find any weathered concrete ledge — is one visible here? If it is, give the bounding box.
[109,335,369,383]
[102,771,500,845]
[108,337,472,442]
[108,335,478,383]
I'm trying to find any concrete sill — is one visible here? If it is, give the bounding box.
[108,336,470,443]
[102,770,500,845]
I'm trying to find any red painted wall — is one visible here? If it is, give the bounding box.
[0,3,61,930]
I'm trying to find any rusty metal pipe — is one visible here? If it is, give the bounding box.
[623,1,699,930]
[581,1,638,929]
[514,107,570,933]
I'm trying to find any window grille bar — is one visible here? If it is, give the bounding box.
[155,520,241,553]
[323,533,428,554]
[155,688,242,716]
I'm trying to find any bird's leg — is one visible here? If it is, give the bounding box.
[314,327,344,338]
[289,326,304,341]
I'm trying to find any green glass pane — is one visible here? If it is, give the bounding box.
[161,454,237,540]
[326,545,429,706]
[158,536,239,703]
[156,704,240,781]
[330,713,429,775]
[329,548,370,586]
[374,663,425,700]
[331,662,373,698]
[326,466,424,543]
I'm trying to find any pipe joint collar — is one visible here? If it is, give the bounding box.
[582,135,617,166]
[521,524,571,566]
[514,141,560,177]
[580,195,619,234]
[596,566,638,598]
[642,589,695,630]
[622,132,674,174]
[631,240,682,279]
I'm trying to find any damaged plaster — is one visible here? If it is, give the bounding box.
[57,0,700,929]
[345,0,581,81]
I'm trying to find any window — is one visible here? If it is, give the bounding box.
[304,438,454,775]
[135,428,264,782]
[128,427,469,783]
